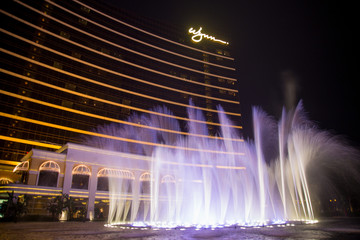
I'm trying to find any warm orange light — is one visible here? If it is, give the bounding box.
[3,6,236,82]
[1,90,243,142]
[72,165,91,175]
[0,112,245,156]
[216,165,246,170]
[71,0,234,60]
[44,0,235,70]
[0,191,61,196]
[0,178,14,184]
[69,190,89,194]
[0,135,61,149]
[0,66,241,120]
[0,186,62,192]
[0,160,19,166]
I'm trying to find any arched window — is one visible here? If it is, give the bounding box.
[13,161,29,172]
[97,168,134,192]
[97,168,109,191]
[71,165,91,189]
[161,175,176,183]
[38,161,60,187]
[140,172,152,194]
[0,178,14,185]
[160,175,176,197]
[13,161,29,184]
[140,172,152,181]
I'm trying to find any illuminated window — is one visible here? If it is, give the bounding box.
[140,172,151,181]
[78,18,87,26]
[13,161,29,172]
[161,175,175,183]
[97,168,111,191]
[97,176,109,191]
[60,31,70,39]
[190,76,197,81]
[61,100,73,108]
[180,74,188,79]
[228,91,236,96]
[160,175,175,197]
[39,161,60,172]
[53,61,63,69]
[98,169,134,179]
[227,80,234,85]
[97,168,134,192]
[71,165,90,190]
[14,161,29,184]
[81,6,90,13]
[121,99,131,115]
[65,83,77,90]
[71,52,82,59]
[100,48,110,55]
[140,172,152,194]
[181,93,188,99]
[0,178,14,185]
[38,161,60,187]
[72,165,91,175]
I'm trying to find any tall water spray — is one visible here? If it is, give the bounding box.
[84,101,359,227]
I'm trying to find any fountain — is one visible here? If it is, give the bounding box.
[83,101,359,228]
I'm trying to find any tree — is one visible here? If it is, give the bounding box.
[0,191,29,222]
[47,193,72,221]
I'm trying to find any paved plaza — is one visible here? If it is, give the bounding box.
[1,218,360,239]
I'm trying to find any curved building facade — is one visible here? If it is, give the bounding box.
[0,0,242,219]
[1,0,241,172]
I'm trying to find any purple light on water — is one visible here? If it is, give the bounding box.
[84,101,358,228]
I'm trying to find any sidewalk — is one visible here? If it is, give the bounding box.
[1,219,360,240]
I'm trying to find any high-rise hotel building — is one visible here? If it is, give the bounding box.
[0,0,241,179]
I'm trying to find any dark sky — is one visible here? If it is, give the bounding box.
[105,0,358,146]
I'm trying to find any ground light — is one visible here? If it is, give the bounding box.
[105,219,319,230]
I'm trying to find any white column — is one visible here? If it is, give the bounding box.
[62,162,74,195]
[87,166,99,220]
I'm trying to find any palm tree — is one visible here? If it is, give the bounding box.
[47,193,72,221]
[0,191,29,222]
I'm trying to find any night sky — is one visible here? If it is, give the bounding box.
[106,0,358,146]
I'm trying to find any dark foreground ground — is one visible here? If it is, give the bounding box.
[1,218,360,240]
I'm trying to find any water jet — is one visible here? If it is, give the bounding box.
[83,101,359,228]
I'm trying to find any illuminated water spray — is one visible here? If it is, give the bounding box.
[84,101,357,228]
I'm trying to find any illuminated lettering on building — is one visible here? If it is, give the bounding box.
[188,27,229,45]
